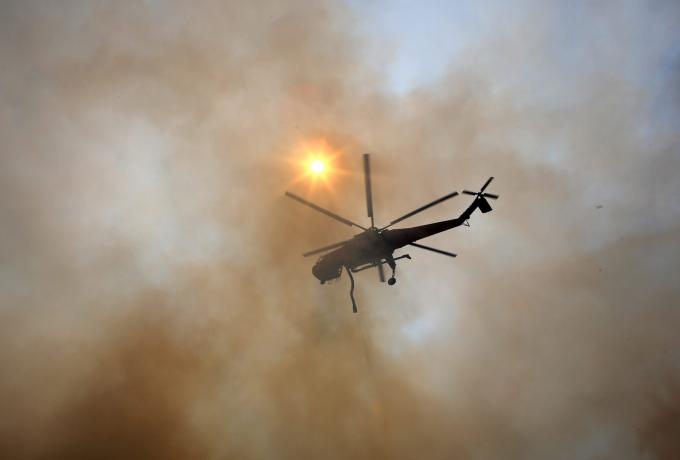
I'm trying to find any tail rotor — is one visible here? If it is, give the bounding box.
[462,177,499,213]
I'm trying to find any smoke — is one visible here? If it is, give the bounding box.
[1,0,679,458]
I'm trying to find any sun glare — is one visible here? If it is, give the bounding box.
[285,139,347,193]
[309,159,326,175]
[286,138,350,193]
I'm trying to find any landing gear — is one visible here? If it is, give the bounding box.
[348,253,411,289]
[385,254,411,287]
[385,255,397,286]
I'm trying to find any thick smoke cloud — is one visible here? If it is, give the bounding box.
[1,0,679,459]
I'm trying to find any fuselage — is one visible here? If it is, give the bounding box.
[312,197,488,283]
[312,228,387,282]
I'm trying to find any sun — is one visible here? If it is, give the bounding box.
[285,138,346,193]
[309,159,326,175]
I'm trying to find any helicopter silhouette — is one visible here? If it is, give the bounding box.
[285,154,498,312]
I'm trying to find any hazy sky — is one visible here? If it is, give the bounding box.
[350,0,680,117]
[345,0,484,92]
[1,1,679,459]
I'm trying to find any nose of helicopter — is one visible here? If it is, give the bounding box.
[312,258,342,283]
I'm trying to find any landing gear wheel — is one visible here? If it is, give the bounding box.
[388,277,396,286]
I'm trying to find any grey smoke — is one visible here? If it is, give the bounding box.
[1,0,679,459]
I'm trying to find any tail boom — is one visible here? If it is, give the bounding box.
[381,197,492,248]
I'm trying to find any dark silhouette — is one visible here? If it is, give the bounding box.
[285,154,498,312]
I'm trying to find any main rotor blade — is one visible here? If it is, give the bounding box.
[302,240,349,257]
[285,192,366,229]
[462,190,477,196]
[480,176,494,192]
[363,153,374,227]
[482,192,499,200]
[382,190,459,229]
[409,242,457,258]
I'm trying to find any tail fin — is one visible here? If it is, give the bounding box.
[477,197,493,213]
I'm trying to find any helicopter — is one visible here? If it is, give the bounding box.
[285,154,498,312]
